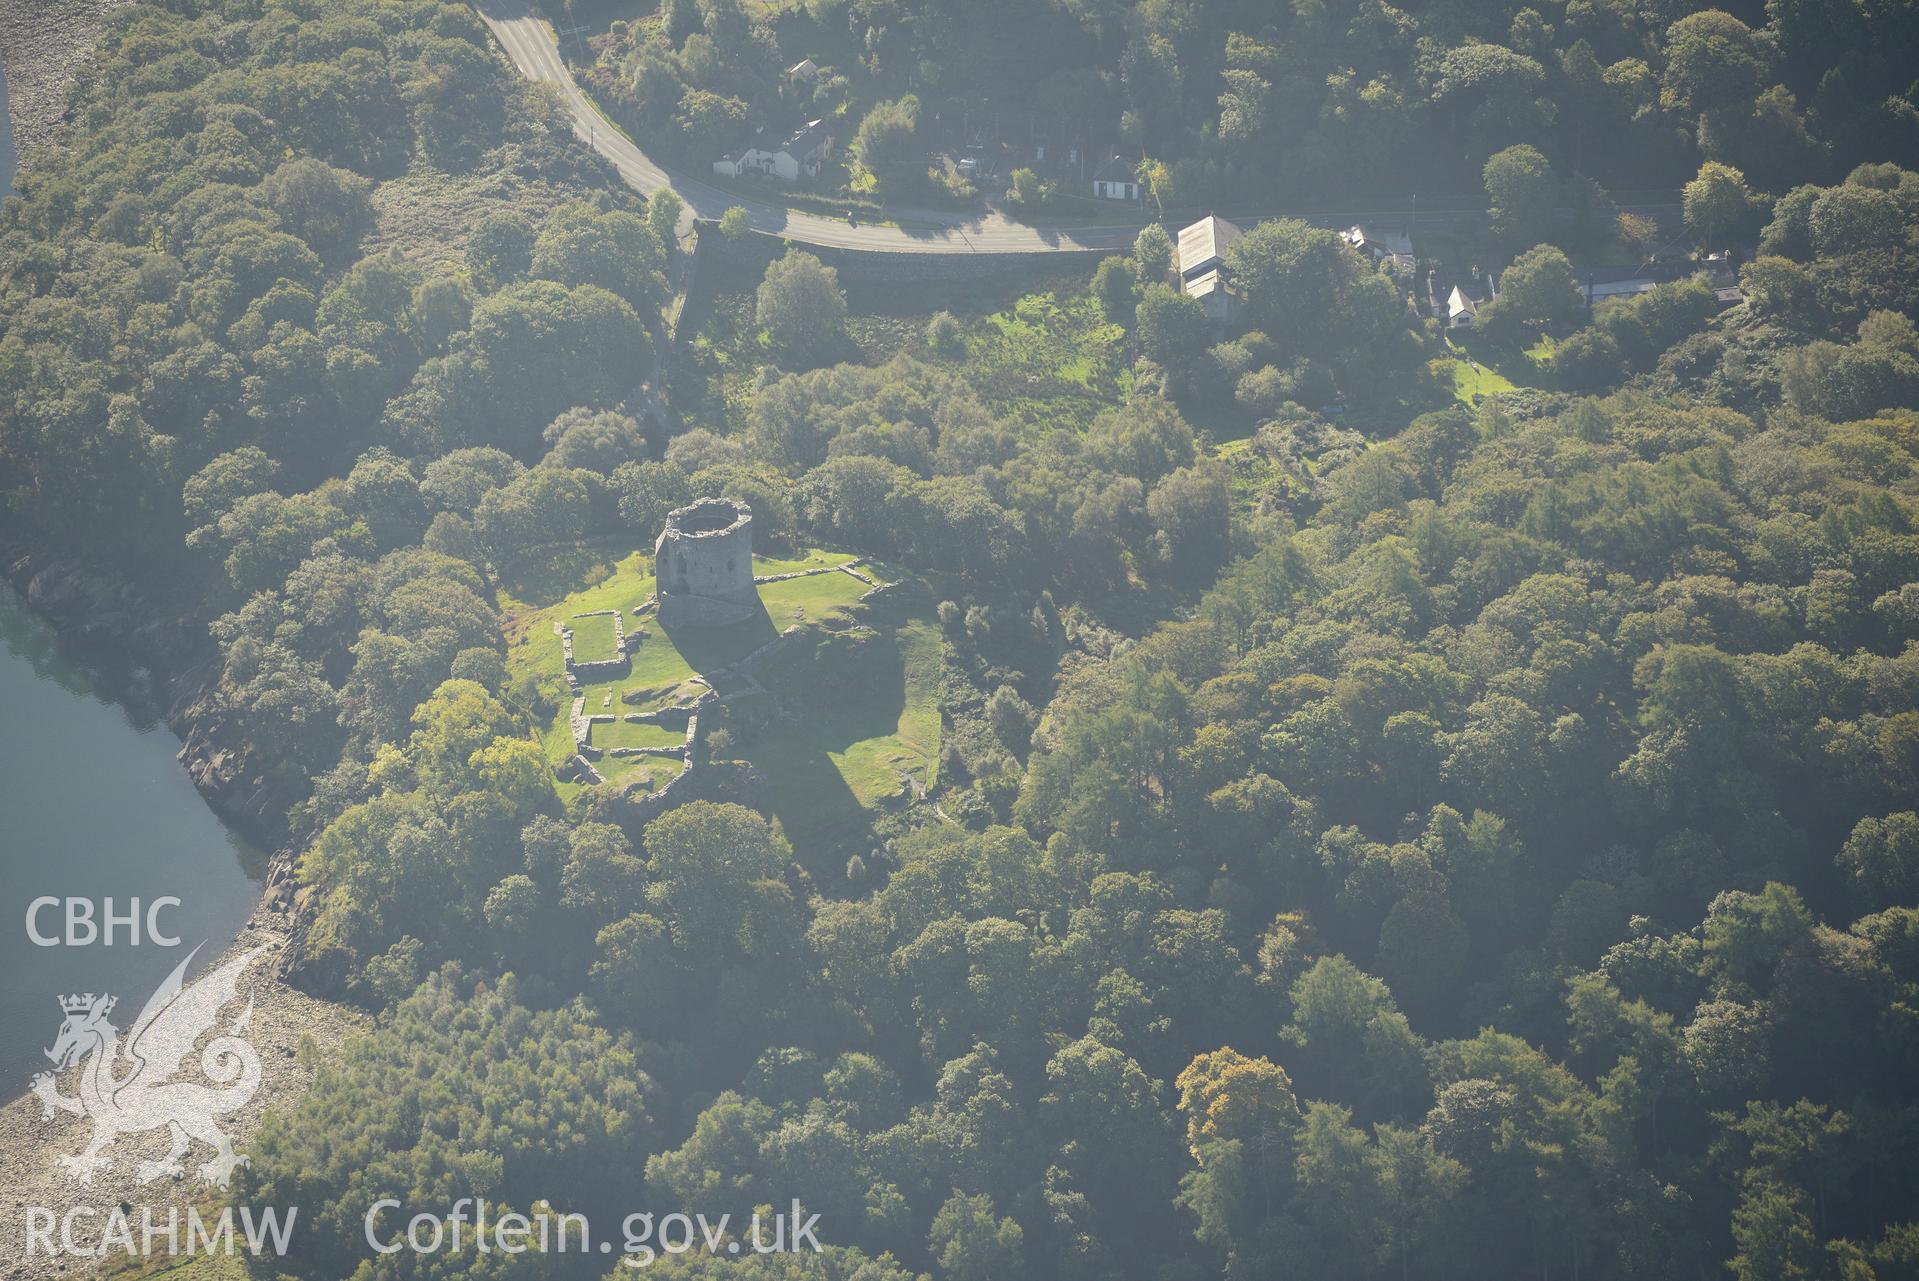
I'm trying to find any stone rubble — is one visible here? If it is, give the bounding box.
[0,0,128,156]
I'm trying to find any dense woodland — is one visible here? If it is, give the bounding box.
[3,0,1919,1279]
[577,0,1919,208]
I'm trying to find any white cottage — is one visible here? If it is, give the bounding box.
[714,120,834,184]
[1091,155,1141,202]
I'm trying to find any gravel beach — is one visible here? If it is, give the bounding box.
[0,912,366,1277]
[0,0,127,158]
[0,15,373,1278]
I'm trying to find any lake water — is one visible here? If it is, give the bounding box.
[0,567,265,1093]
[0,68,266,1099]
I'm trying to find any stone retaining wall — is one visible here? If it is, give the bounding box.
[624,706,697,728]
[562,609,631,681]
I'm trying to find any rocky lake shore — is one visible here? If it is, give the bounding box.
[0,0,127,158]
[0,10,374,1257]
[0,559,364,1276]
[0,913,366,1277]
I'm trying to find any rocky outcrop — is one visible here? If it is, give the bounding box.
[0,912,366,1273]
[622,700,703,729]
[173,706,285,836]
[617,758,755,823]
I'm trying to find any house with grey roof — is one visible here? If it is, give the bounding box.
[1092,155,1141,202]
[714,119,834,184]
[1177,215,1243,322]
[1343,224,1414,271]
[1436,268,1498,328]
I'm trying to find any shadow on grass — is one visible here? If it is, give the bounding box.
[644,593,928,862]
[1451,335,1554,392]
[499,542,627,609]
[657,599,780,673]
[656,597,862,847]
[748,625,913,857]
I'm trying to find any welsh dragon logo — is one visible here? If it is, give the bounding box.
[30,944,266,1188]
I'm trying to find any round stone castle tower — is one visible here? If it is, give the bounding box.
[653,497,758,626]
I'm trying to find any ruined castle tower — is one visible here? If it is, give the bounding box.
[653,497,757,626]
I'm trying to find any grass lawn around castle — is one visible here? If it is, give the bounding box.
[499,543,940,837]
[748,602,944,828]
[567,611,620,662]
[591,718,687,752]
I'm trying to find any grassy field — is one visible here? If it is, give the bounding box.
[501,546,939,838]
[1447,356,1519,402]
[568,611,621,662]
[1441,334,1556,405]
[591,718,687,751]
[754,550,860,575]
[749,603,942,830]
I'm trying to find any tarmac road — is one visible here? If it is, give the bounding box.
[478,1,1679,257]
[479,1,1138,253]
